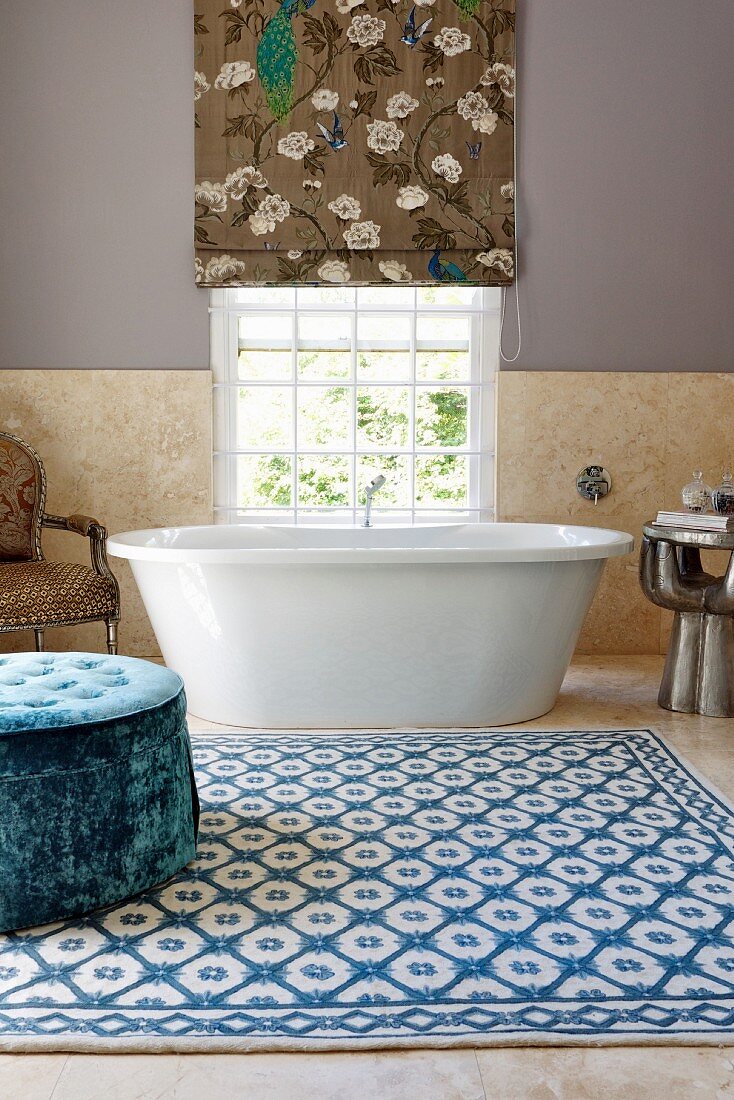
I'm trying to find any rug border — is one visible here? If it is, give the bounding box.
[4,726,734,1054]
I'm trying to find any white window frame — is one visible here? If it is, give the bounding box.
[210,286,501,525]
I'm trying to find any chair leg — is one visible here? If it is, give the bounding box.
[106,620,119,655]
[34,629,45,652]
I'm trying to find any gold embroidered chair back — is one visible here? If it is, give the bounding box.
[0,433,45,563]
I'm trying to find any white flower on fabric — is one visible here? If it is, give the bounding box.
[303,179,322,189]
[204,254,246,282]
[347,14,386,47]
[396,185,429,210]
[477,248,514,278]
[386,91,419,119]
[195,181,227,212]
[431,153,462,183]
[366,119,404,154]
[318,259,351,283]
[336,0,362,12]
[456,91,489,121]
[433,27,471,56]
[194,71,210,101]
[481,62,515,97]
[501,180,515,200]
[379,260,413,282]
[195,257,205,284]
[414,0,435,6]
[349,99,359,109]
[277,131,316,159]
[426,76,444,87]
[287,250,303,259]
[248,213,275,235]
[214,61,255,90]
[328,194,362,220]
[472,111,499,135]
[312,88,340,112]
[223,166,267,199]
[257,193,291,223]
[230,0,243,6]
[343,219,381,249]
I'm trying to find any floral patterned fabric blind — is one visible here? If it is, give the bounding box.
[194,0,515,287]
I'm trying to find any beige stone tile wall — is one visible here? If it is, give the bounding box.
[0,370,212,657]
[496,372,734,655]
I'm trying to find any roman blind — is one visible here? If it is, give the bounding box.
[194,0,515,287]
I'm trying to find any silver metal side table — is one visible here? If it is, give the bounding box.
[640,523,734,717]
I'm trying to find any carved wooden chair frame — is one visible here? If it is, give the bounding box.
[0,432,121,654]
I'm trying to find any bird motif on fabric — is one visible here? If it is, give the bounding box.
[257,0,317,122]
[317,112,348,151]
[428,249,468,283]
[400,6,432,47]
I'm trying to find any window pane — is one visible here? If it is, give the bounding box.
[298,455,351,506]
[357,350,411,381]
[237,455,293,508]
[358,286,414,307]
[297,287,355,308]
[417,286,479,307]
[357,314,411,349]
[416,350,470,382]
[297,350,351,380]
[357,455,411,507]
[417,314,470,347]
[357,387,410,449]
[415,455,469,507]
[235,387,292,449]
[298,313,351,349]
[415,388,468,448]
[297,386,351,449]
[239,313,292,347]
[238,349,292,381]
[234,287,294,307]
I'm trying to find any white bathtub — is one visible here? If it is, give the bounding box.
[108,523,633,729]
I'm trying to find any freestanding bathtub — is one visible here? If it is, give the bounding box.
[108,523,633,729]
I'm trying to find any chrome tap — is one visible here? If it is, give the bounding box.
[362,475,386,528]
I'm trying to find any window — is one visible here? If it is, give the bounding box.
[211,286,500,524]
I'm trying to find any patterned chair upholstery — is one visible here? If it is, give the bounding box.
[0,432,120,653]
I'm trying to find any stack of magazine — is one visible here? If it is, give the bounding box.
[654,510,734,533]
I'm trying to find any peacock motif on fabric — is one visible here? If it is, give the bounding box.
[257,0,317,122]
[194,0,515,286]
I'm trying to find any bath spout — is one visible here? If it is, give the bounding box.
[362,475,386,528]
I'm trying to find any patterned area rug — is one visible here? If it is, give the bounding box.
[2,729,734,1051]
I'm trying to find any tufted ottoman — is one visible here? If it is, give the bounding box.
[0,653,199,932]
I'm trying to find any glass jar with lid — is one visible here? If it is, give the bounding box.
[681,470,711,513]
[712,472,734,516]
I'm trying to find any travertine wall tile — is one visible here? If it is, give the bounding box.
[496,371,733,655]
[0,370,212,657]
[666,374,734,507]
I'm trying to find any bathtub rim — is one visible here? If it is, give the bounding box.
[108,522,634,565]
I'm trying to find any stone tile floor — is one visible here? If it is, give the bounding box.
[4,656,734,1100]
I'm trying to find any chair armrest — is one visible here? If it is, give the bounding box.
[41,513,120,601]
[42,512,107,539]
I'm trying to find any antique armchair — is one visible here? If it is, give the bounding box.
[0,432,120,653]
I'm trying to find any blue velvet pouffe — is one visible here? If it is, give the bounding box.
[0,653,199,933]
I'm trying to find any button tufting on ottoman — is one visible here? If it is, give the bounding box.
[0,653,199,932]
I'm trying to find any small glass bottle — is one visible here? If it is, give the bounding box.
[712,472,734,516]
[681,470,711,513]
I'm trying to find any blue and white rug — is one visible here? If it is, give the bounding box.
[2,729,734,1050]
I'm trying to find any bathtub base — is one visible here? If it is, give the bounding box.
[129,558,605,729]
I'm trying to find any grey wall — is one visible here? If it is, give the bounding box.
[509,0,734,370]
[0,0,731,372]
[0,1,209,370]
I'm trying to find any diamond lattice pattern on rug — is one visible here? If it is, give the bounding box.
[2,730,734,1046]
